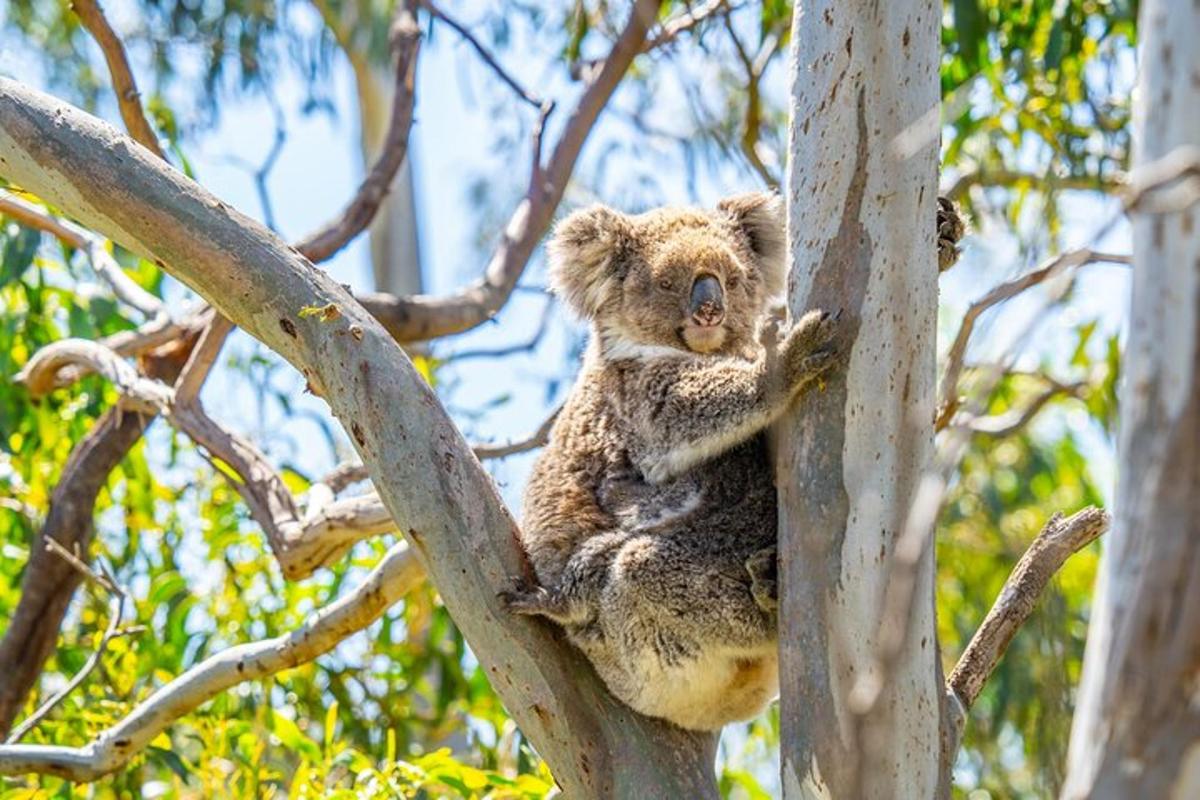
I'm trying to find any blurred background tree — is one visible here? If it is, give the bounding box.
[0,0,1136,797]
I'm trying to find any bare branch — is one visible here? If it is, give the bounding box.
[947,507,1110,711]
[5,543,136,744]
[471,405,561,460]
[0,541,423,780]
[642,0,736,52]
[1123,144,1200,214]
[443,296,554,362]
[69,0,165,160]
[358,0,661,343]
[173,314,234,406]
[963,377,1084,438]
[935,248,1131,431]
[941,168,1127,201]
[293,5,421,263]
[422,0,546,109]
[0,335,196,737]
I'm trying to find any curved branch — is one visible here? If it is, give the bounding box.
[947,507,1109,710]
[935,249,1132,431]
[293,6,421,263]
[0,541,423,780]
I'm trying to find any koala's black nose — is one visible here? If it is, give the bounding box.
[690,274,725,327]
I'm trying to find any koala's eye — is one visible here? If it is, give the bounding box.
[658,278,674,291]
[727,274,741,289]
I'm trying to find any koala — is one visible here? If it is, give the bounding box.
[504,193,964,732]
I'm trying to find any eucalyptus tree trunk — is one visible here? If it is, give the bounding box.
[775,1,944,797]
[1061,0,1200,796]
[355,62,424,297]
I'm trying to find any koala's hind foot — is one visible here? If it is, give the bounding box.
[745,547,778,613]
[498,581,590,627]
[937,197,966,272]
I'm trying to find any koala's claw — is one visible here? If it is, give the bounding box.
[937,197,966,272]
[498,580,581,626]
[745,547,778,613]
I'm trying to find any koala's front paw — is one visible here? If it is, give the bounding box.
[745,547,778,613]
[498,580,583,627]
[937,197,966,272]
[781,309,841,388]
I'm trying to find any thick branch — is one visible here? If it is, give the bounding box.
[0,541,423,780]
[0,68,721,796]
[70,0,165,160]
[947,507,1110,711]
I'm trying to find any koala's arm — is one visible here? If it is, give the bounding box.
[626,310,837,483]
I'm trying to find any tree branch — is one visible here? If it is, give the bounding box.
[5,542,140,744]
[642,0,736,52]
[69,0,165,160]
[0,189,166,322]
[421,0,546,109]
[0,540,423,780]
[935,248,1132,431]
[0,333,196,737]
[946,507,1109,714]
[293,5,421,263]
[941,168,1126,202]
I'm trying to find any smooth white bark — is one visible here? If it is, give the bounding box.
[1062,0,1200,796]
[776,1,943,797]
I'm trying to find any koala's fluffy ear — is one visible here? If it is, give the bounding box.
[547,205,632,319]
[717,192,786,297]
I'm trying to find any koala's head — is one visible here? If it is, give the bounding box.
[547,193,785,357]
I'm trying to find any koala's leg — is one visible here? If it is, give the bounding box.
[501,531,630,631]
[598,531,775,662]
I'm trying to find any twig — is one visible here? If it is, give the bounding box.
[422,0,545,109]
[963,377,1084,438]
[471,405,561,460]
[443,296,554,362]
[69,0,166,160]
[642,0,736,52]
[0,540,423,780]
[947,507,1109,711]
[4,540,133,744]
[941,168,1126,202]
[935,249,1131,431]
